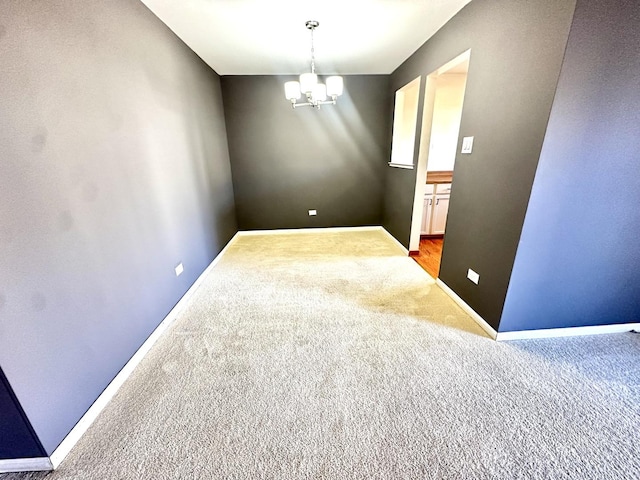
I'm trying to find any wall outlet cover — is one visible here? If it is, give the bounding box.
[467,268,479,284]
[175,263,184,277]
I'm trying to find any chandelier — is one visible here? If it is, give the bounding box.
[284,21,344,109]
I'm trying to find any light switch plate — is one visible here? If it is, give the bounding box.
[309,210,317,216]
[461,136,474,154]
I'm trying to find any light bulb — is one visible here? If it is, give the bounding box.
[313,83,327,102]
[284,81,301,100]
[326,76,344,97]
[300,73,318,95]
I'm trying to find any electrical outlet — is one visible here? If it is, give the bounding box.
[467,268,479,284]
[309,209,317,216]
[175,263,184,277]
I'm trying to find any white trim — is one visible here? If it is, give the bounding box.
[0,458,53,473]
[237,226,382,236]
[49,234,240,469]
[433,279,639,341]
[409,75,435,252]
[379,227,409,255]
[237,226,409,256]
[496,323,640,341]
[388,162,415,169]
[435,49,472,76]
[436,279,497,339]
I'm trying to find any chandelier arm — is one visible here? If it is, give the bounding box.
[292,99,336,109]
[285,21,342,110]
[292,102,314,109]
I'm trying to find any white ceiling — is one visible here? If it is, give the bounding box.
[139,0,473,75]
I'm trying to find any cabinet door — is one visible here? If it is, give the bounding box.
[421,197,432,234]
[435,183,452,194]
[431,195,450,234]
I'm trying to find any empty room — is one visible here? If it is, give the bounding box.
[1,0,638,478]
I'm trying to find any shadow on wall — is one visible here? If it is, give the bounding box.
[222,75,391,231]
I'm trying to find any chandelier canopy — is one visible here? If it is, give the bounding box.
[284,21,344,109]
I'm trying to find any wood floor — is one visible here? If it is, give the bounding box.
[410,237,444,278]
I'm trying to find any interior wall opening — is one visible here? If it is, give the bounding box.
[389,76,421,169]
[409,50,470,279]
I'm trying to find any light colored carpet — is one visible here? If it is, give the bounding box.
[4,229,639,479]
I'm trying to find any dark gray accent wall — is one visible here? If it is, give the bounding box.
[0,368,45,459]
[500,0,640,331]
[221,75,392,230]
[382,0,576,329]
[0,0,236,454]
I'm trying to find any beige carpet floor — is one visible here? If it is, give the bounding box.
[3,229,639,479]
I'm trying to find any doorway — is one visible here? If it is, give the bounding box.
[409,50,470,278]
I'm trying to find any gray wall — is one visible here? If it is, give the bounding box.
[0,0,236,454]
[382,0,576,329]
[221,75,392,230]
[500,0,640,331]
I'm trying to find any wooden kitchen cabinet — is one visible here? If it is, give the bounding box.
[421,196,433,234]
[422,183,451,236]
[431,194,450,234]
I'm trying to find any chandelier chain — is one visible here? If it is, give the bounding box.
[310,26,316,74]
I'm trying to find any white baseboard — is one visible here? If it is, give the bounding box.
[0,457,53,473]
[432,280,640,341]
[49,234,240,469]
[236,226,410,256]
[237,226,382,236]
[436,279,497,339]
[379,227,409,255]
[496,323,640,341]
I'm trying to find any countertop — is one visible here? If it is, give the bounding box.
[426,171,453,184]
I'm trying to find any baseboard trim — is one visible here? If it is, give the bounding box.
[236,226,410,256]
[434,279,639,341]
[379,228,410,255]
[496,323,640,341]
[0,458,53,473]
[435,279,497,339]
[49,233,240,469]
[237,226,382,236]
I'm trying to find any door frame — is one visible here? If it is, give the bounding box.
[408,49,471,253]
